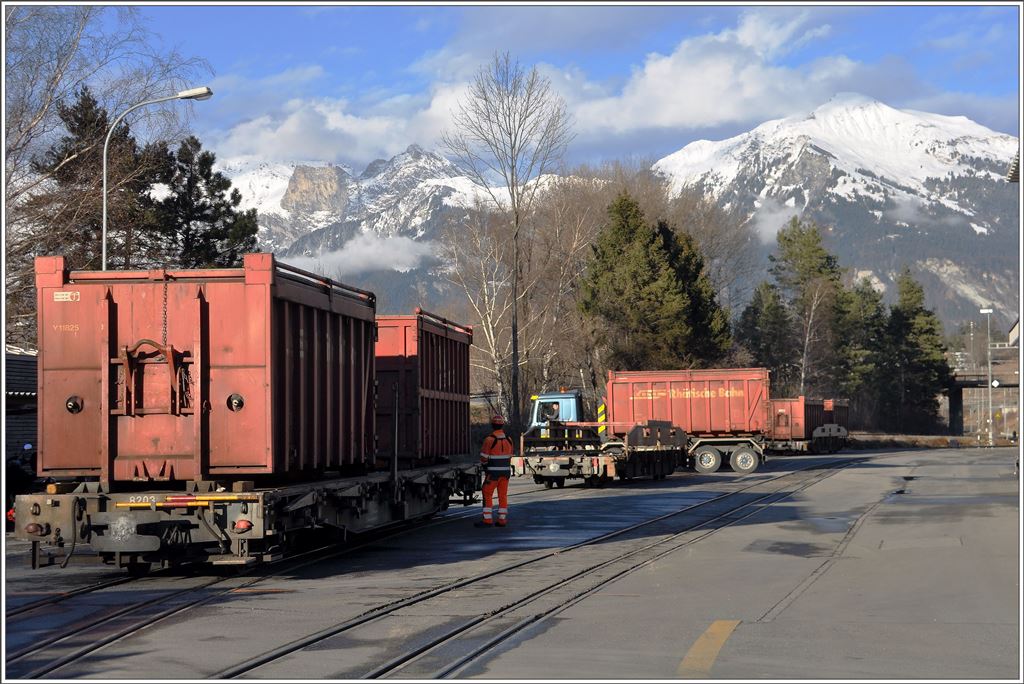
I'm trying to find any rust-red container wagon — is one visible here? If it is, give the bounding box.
[17,255,478,572]
[768,397,849,453]
[34,253,376,486]
[375,310,472,468]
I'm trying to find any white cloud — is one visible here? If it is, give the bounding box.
[731,10,826,59]
[283,233,438,277]
[210,82,470,168]
[204,9,1018,169]
[751,197,799,244]
[569,11,852,135]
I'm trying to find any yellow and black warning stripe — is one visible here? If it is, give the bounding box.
[597,403,606,434]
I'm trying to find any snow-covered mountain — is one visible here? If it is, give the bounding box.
[219,95,1018,327]
[654,93,1020,326]
[219,145,490,258]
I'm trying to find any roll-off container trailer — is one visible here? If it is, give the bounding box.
[522,368,847,486]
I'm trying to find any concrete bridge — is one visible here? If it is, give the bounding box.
[947,353,1019,436]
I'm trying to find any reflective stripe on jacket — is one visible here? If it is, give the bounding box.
[480,430,514,476]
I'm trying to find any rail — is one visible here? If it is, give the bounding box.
[212,455,869,678]
[6,481,568,679]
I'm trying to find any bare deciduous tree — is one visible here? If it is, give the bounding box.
[438,202,515,412]
[4,6,209,344]
[441,52,574,431]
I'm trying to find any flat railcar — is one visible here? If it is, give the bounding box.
[15,255,477,571]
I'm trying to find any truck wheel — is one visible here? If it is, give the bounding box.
[730,447,759,474]
[693,447,722,474]
[555,477,565,488]
[544,480,554,489]
[534,477,544,485]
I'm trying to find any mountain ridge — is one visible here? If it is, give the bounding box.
[218,94,1020,328]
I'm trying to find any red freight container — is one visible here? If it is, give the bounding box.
[605,368,770,436]
[34,254,376,487]
[768,397,851,440]
[376,310,472,467]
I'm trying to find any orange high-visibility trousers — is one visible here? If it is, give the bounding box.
[481,476,509,525]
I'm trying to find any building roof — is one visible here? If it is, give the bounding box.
[5,351,37,396]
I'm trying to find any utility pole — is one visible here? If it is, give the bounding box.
[980,307,994,446]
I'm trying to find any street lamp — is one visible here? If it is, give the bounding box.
[980,307,994,446]
[101,86,213,270]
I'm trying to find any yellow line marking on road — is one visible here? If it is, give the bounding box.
[676,619,741,677]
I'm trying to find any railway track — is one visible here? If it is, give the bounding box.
[211,456,863,679]
[8,457,857,679]
[3,479,555,619]
[3,480,577,679]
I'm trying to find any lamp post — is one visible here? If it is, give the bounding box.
[980,307,994,446]
[102,86,213,270]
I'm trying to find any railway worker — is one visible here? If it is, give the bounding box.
[476,415,515,528]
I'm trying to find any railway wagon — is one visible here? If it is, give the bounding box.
[767,397,849,453]
[523,368,776,485]
[375,310,473,469]
[14,255,477,571]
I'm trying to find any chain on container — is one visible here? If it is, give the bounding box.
[162,278,168,346]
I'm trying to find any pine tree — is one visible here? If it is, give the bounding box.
[768,217,845,395]
[736,281,797,394]
[768,217,842,294]
[28,86,168,269]
[834,278,888,427]
[156,136,258,268]
[579,192,730,371]
[879,268,952,433]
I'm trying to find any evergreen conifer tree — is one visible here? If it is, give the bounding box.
[736,281,797,394]
[579,192,730,370]
[157,136,258,268]
[768,217,845,395]
[28,86,168,269]
[834,278,889,427]
[879,268,952,433]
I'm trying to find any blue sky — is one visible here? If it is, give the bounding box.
[136,4,1020,170]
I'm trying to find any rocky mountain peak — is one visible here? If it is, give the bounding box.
[280,165,353,215]
[360,158,388,179]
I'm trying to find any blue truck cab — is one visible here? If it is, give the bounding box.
[522,390,591,487]
[529,390,584,429]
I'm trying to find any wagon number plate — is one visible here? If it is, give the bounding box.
[127,496,157,504]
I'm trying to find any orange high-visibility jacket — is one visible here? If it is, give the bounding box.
[480,430,514,477]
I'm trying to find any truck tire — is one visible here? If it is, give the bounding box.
[692,446,722,474]
[730,447,759,474]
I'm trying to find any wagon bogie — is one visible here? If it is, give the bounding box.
[16,465,478,568]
